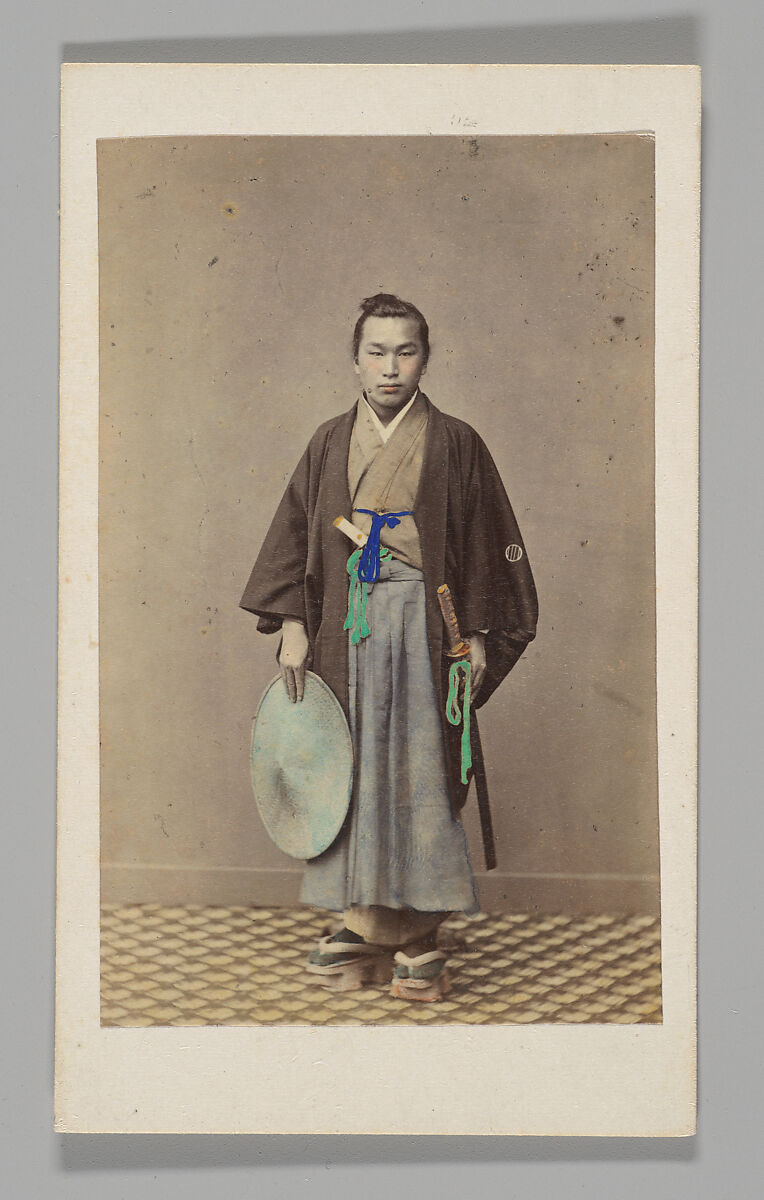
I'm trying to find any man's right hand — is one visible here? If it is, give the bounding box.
[279,619,309,703]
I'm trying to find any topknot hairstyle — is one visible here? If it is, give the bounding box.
[352,293,430,366]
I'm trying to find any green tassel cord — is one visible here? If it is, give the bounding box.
[344,546,392,645]
[446,659,472,784]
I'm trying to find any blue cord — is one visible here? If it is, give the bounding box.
[355,509,412,582]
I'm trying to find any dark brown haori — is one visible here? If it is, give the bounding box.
[240,393,538,819]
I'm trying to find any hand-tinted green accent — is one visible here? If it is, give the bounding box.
[343,548,369,644]
[308,948,361,967]
[393,959,446,981]
[250,672,354,860]
[344,546,392,644]
[308,928,368,966]
[446,659,472,784]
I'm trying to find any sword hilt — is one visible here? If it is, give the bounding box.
[437,584,471,659]
[333,515,367,547]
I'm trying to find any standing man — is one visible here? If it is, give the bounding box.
[240,294,538,1001]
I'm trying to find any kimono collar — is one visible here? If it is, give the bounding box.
[360,389,420,444]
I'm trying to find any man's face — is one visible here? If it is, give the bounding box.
[354,316,427,418]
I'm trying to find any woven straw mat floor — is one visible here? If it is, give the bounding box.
[101,905,662,1026]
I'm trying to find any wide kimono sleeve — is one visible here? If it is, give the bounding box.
[239,444,311,635]
[458,431,539,708]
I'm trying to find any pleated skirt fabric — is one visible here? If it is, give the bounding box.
[300,556,479,916]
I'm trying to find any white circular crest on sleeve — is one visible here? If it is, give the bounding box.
[505,544,523,562]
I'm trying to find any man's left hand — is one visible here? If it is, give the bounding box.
[466,633,486,703]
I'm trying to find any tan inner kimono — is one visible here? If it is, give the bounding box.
[347,392,428,570]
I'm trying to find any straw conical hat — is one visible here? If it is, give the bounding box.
[250,671,353,860]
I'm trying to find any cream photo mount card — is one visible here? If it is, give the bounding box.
[57,63,699,1135]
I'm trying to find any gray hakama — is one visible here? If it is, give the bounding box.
[300,555,479,917]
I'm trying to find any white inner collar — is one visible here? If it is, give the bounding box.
[362,389,419,444]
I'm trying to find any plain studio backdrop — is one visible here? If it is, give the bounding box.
[98,134,658,917]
